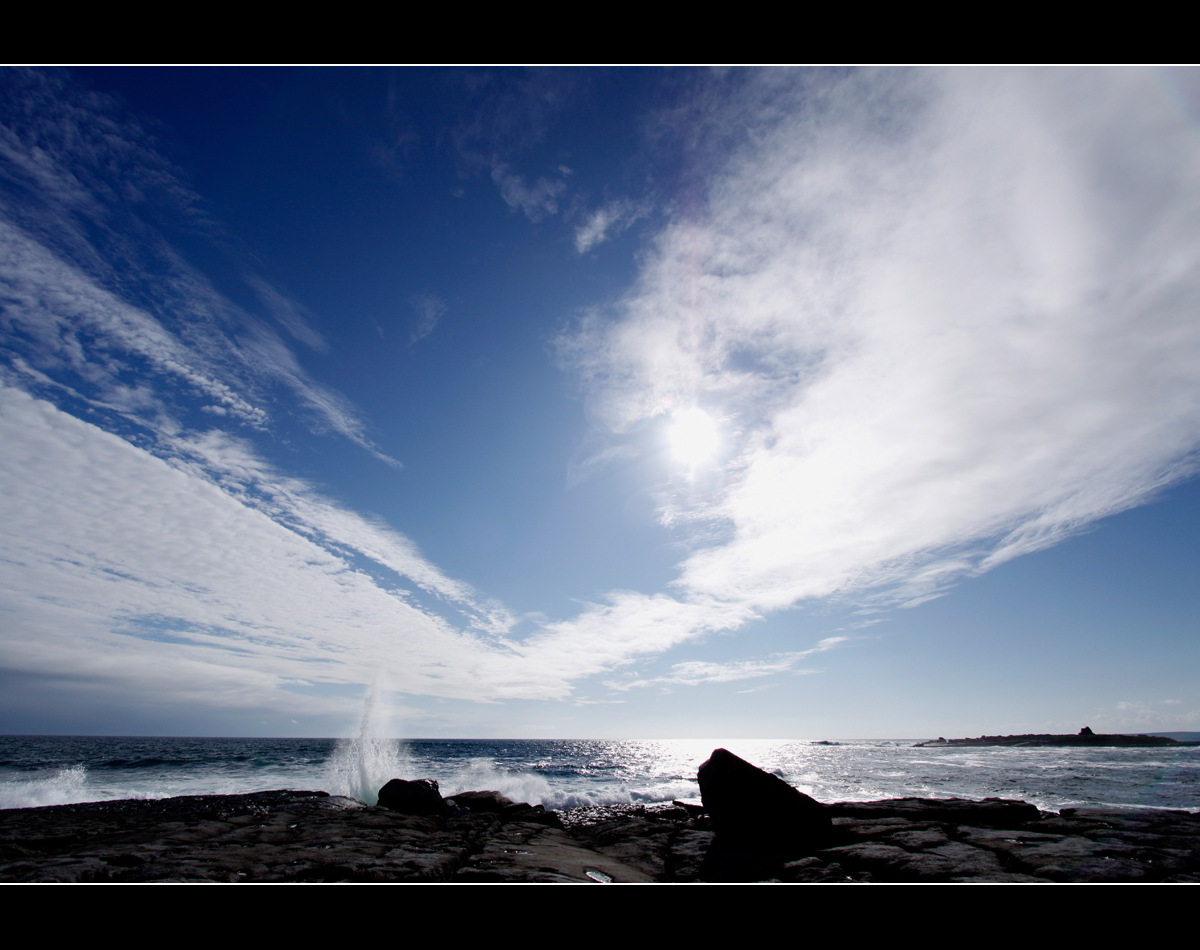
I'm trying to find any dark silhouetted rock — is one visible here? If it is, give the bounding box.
[377,778,442,815]
[697,748,831,857]
[449,790,515,813]
[444,789,561,826]
[502,802,563,827]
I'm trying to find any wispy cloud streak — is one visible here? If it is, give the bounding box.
[605,637,847,691]
[409,293,445,346]
[575,198,650,254]
[0,68,393,463]
[491,162,569,222]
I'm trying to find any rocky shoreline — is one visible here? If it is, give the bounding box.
[2,749,1198,883]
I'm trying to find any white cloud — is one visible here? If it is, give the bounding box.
[0,212,403,468]
[0,73,395,465]
[491,163,569,221]
[516,591,758,689]
[564,438,639,488]
[163,427,512,633]
[574,198,650,254]
[604,636,846,691]
[562,67,1200,639]
[0,76,662,715]
[0,384,539,717]
[6,68,1200,722]
[409,293,446,345]
[246,276,328,353]
[0,218,268,428]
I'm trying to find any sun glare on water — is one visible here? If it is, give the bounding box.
[669,408,719,467]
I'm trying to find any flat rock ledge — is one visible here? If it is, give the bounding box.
[2,790,1198,883]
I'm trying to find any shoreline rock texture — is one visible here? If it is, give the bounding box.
[2,750,1197,882]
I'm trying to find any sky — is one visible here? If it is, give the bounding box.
[1,66,1199,740]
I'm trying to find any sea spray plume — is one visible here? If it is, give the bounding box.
[325,684,409,805]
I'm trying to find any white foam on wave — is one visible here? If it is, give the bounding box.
[542,780,699,811]
[438,757,697,810]
[0,764,97,809]
[442,757,553,806]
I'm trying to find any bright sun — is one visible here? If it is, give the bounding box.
[669,408,719,466]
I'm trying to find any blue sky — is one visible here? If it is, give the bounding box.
[1,67,1198,739]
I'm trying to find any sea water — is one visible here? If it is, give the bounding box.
[1,735,1197,814]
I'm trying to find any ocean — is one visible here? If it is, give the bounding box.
[1,735,1197,815]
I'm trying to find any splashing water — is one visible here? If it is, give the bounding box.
[442,757,554,806]
[324,686,410,805]
[0,764,92,810]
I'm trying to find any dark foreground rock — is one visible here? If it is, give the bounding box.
[377,778,443,815]
[698,748,831,857]
[2,789,1198,882]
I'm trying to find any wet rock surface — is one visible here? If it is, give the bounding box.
[3,789,1198,882]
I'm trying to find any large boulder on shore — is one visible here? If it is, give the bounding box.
[378,778,443,815]
[698,748,831,856]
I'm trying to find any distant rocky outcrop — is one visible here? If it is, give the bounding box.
[915,727,1180,748]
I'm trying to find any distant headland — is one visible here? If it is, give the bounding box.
[915,727,1182,748]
